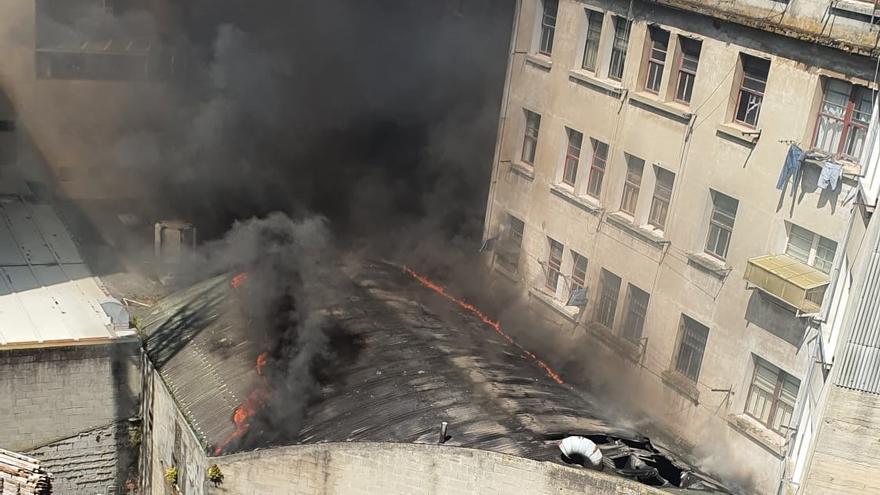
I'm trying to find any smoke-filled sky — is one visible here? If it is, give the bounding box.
[2,0,515,260]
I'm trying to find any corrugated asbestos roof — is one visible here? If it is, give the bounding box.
[836,249,880,393]
[0,197,117,347]
[141,275,264,451]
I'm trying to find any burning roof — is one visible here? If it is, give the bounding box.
[141,261,729,492]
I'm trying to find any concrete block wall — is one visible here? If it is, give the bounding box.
[0,340,141,451]
[206,443,665,495]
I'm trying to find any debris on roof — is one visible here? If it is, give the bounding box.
[0,448,52,495]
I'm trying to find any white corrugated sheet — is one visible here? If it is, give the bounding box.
[0,198,113,346]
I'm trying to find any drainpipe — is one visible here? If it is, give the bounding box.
[482,0,522,247]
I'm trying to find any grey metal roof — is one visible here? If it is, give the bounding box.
[836,248,880,393]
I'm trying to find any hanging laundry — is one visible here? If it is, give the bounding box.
[776,144,803,190]
[567,287,588,308]
[817,161,843,190]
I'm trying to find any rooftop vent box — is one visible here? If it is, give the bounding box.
[154,220,196,264]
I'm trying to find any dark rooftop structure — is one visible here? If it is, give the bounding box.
[141,262,729,492]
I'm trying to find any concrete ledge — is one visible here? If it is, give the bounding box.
[716,122,760,146]
[210,442,668,495]
[661,370,700,404]
[605,212,668,248]
[831,0,877,20]
[510,161,536,181]
[568,69,624,97]
[529,287,580,323]
[550,184,603,215]
[727,414,786,458]
[687,252,731,279]
[525,54,552,71]
[587,322,642,363]
[628,92,693,123]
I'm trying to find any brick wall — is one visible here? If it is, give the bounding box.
[0,340,141,451]
[205,443,665,495]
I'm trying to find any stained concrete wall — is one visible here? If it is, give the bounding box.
[0,340,141,452]
[207,443,665,495]
[483,0,877,493]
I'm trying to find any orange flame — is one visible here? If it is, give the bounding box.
[403,266,564,385]
[230,272,248,289]
[214,351,270,455]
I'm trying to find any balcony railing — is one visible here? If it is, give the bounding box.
[744,254,830,313]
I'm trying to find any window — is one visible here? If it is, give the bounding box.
[595,269,621,328]
[586,139,608,198]
[621,285,649,343]
[648,167,675,229]
[745,357,800,434]
[674,37,701,104]
[644,26,669,93]
[563,129,583,187]
[582,10,604,72]
[674,315,709,382]
[497,214,525,271]
[734,55,770,128]
[546,238,564,292]
[608,17,631,81]
[705,191,738,261]
[522,110,541,164]
[813,79,874,160]
[570,251,588,298]
[785,224,838,274]
[620,155,644,215]
[539,0,558,56]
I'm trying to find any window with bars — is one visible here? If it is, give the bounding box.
[644,26,669,93]
[813,79,873,160]
[582,10,604,72]
[539,0,558,56]
[648,167,675,229]
[734,54,770,128]
[620,155,644,215]
[785,224,838,274]
[595,269,621,329]
[570,251,588,298]
[674,37,701,104]
[608,17,631,81]
[621,284,649,343]
[563,128,583,187]
[586,139,608,198]
[745,357,800,435]
[705,190,738,261]
[497,214,525,272]
[546,238,564,292]
[674,315,709,382]
[522,110,541,164]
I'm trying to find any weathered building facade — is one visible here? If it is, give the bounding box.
[483,0,879,493]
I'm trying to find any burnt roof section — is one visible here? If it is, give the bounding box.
[141,275,264,449]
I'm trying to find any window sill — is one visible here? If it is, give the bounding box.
[587,322,642,362]
[716,122,760,146]
[550,184,603,215]
[509,161,535,181]
[687,252,731,279]
[661,370,700,405]
[493,259,521,283]
[727,414,786,458]
[831,0,878,20]
[628,92,693,123]
[605,212,669,248]
[568,69,624,98]
[529,287,580,323]
[525,54,552,71]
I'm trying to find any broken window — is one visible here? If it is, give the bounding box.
[674,37,701,104]
[586,139,608,198]
[785,223,838,274]
[745,357,800,434]
[595,269,621,329]
[570,251,588,299]
[621,285,649,343]
[674,316,708,382]
[538,0,559,56]
[620,154,644,215]
[813,79,873,160]
[734,54,770,128]
[582,10,604,72]
[563,128,583,187]
[521,110,541,164]
[643,26,669,93]
[546,238,564,292]
[648,167,674,230]
[497,214,525,272]
[608,17,631,81]
[705,190,738,261]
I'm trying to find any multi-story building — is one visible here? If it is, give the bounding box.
[483,0,879,493]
